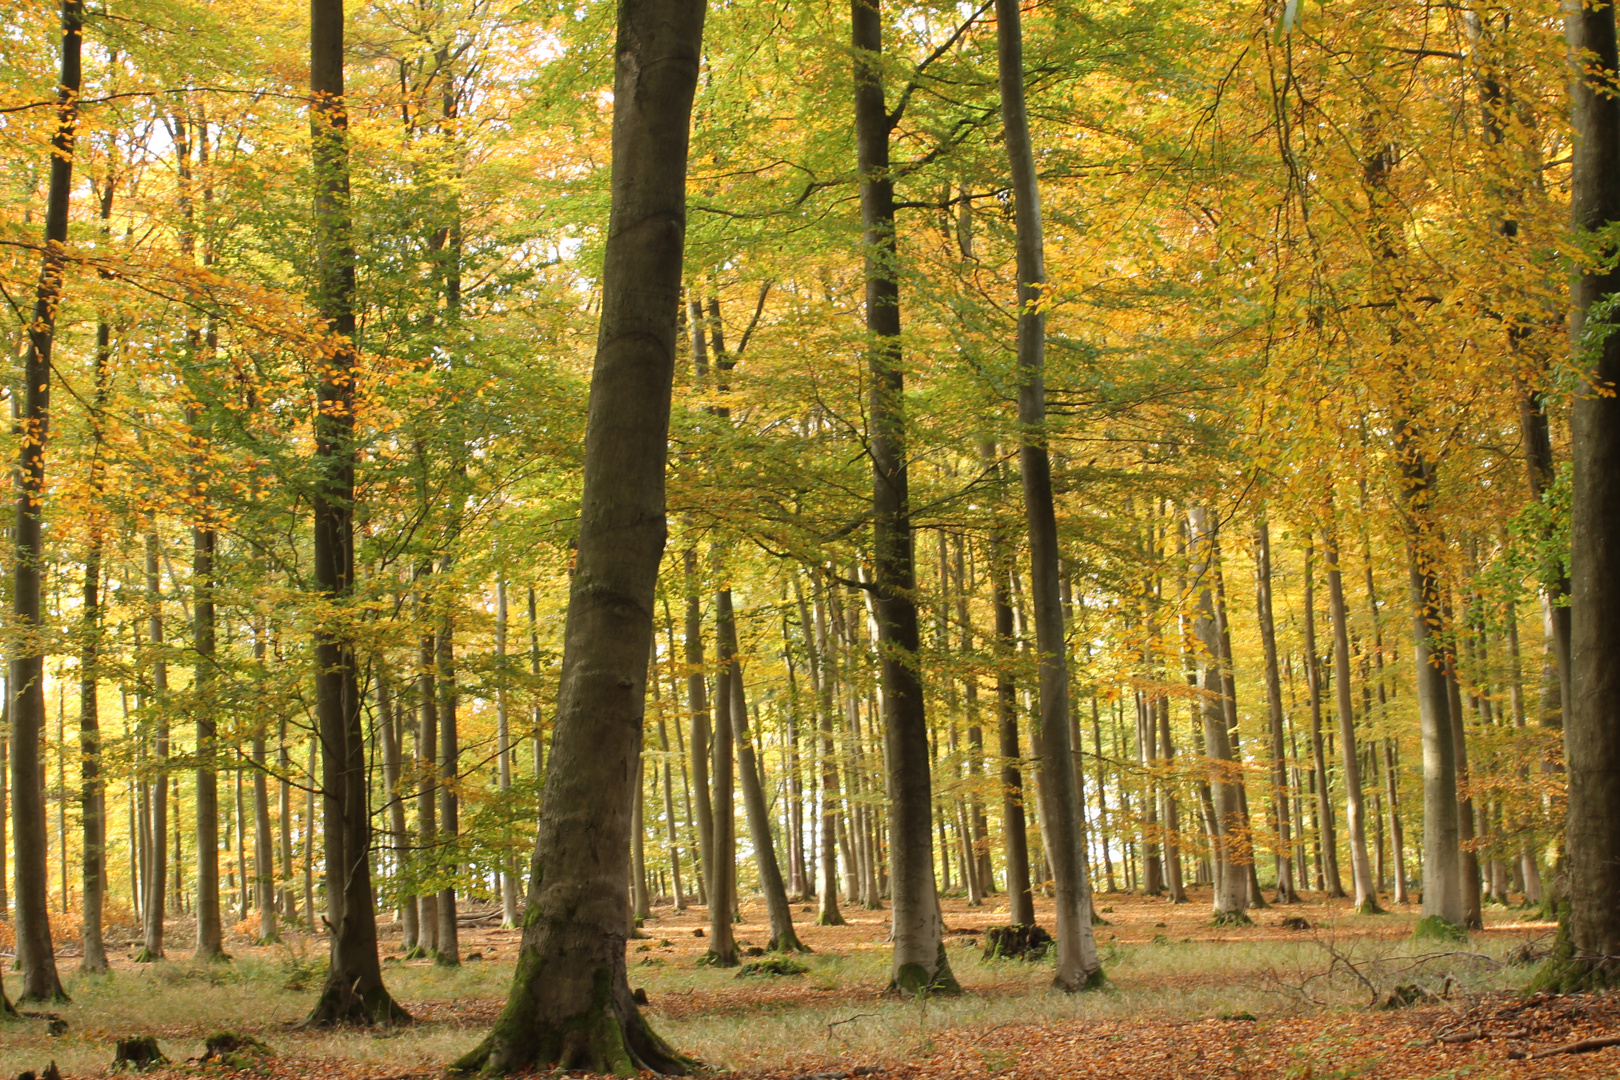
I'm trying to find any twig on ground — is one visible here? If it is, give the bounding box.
[1507,1035,1620,1061]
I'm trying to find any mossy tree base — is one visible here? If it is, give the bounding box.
[1211,910,1252,928]
[453,964,696,1077]
[768,929,813,954]
[1055,966,1110,994]
[130,949,162,964]
[400,946,430,961]
[1412,915,1468,943]
[1355,899,1387,916]
[888,944,962,997]
[300,967,412,1028]
[816,911,847,927]
[1527,906,1620,994]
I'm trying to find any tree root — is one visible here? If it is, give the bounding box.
[300,969,412,1028]
[452,965,696,1077]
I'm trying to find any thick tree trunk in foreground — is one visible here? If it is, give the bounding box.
[303,0,406,1026]
[1535,0,1620,992]
[451,0,704,1066]
[10,0,81,1005]
[997,0,1100,990]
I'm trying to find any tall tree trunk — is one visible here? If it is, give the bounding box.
[1302,539,1345,897]
[851,0,954,995]
[303,0,406,1025]
[496,579,520,926]
[1189,508,1249,925]
[1324,516,1379,913]
[800,575,845,925]
[1254,517,1297,902]
[719,598,804,952]
[706,588,740,964]
[78,285,112,973]
[137,529,170,959]
[378,660,409,946]
[414,566,439,956]
[683,551,713,912]
[436,567,462,967]
[983,460,1034,927]
[9,0,81,1004]
[193,494,224,962]
[450,0,704,1062]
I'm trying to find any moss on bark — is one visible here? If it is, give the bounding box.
[1526,903,1620,994]
[889,942,962,996]
[453,961,696,1077]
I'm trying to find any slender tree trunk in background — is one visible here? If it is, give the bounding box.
[303,0,406,1025]
[1302,540,1345,898]
[253,629,280,944]
[450,0,704,1060]
[720,605,804,951]
[1441,627,1483,929]
[303,734,316,926]
[79,290,113,973]
[683,554,714,908]
[953,535,994,896]
[707,589,740,965]
[496,579,520,927]
[1,691,8,920]
[1384,739,1407,903]
[1155,698,1187,904]
[193,505,225,961]
[1254,517,1297,902]
[138,529,170,960]
[1189,508,1249,925]
[1325,519,1380,913]
[10,0,81,1005]
[631,755,651,922]
[379,662,411,945]
[984,443,1033,927]
[1210,543,1265,909]
[808,577,846,925]
[413,566,439,954]
[655,673,685,911]
[436,571,462,967]
[279,717,296,922]
[851,0,954,995]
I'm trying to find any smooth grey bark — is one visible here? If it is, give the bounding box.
[1324,520,1379,913]
[851,0,954,995]
[718,595,804,952]
[379,661,413,947]
[137,529,170,960]
[984,0,1101,971]
[984,445,1034,928]
[413,565,439,956]
[1188,508,1249,924]
[436,577,462,967]
[1398,445,1465,926]
[303,0,406,1025]
[193,503,224,962]
[79,304,111,972]
[496,579,520,927]
[799,575,845,925]
[1253,517,1297,902]
[707,589,739,964]
[1301,539,1345,897]
[253,629,279,944]
[450,0,704,1062]
[683,550,713,910]
[9,0,81,1005]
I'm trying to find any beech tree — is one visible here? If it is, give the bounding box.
[1536,0,1620,992]
[450,0,706,1066]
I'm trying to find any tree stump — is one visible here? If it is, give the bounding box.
[112,1036,168,1072]
[981,924,1052,961]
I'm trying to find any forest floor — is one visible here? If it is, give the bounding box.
[3,886,1614,1079]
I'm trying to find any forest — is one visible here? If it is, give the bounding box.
[3,0,1620,1076]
